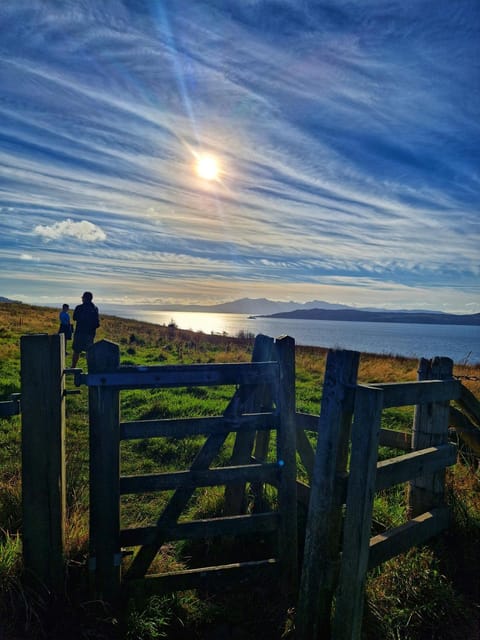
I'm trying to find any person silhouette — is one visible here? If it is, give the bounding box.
[58,303,72,353]
[71,292,100,368]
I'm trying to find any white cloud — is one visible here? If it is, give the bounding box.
[33,219,106,242]
[20,253,34,260]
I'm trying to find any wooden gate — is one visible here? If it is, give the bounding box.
[81,335,298,601]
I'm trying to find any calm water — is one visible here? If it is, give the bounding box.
[100,305,480,365]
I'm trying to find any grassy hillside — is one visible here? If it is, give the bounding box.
[0,302,479,639]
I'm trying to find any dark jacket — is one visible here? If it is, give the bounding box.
[73,302,100,336]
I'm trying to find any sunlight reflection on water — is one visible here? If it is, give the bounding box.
[100,306,480,365]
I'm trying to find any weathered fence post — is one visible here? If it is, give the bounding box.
[296,350,359,640]
[408,357,453,518]
[88,340,121,601]
[275,335,298,598]
[332,384,384,640]
[21,333,66,592]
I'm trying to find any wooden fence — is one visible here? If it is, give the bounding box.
[295,353,470,640]
[18,333,480,639]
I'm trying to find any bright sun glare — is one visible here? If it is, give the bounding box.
[195,154,219,181]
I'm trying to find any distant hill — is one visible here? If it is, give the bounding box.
[21,296,464,319]
[0,296,19,303]
[258,308,480,326]
[141,298,449,316]
[142,297,352,315]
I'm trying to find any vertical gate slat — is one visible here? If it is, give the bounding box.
[296,349,359,639]
[275,335,298,598]
[88,340,121,601]
[332,384,384,640]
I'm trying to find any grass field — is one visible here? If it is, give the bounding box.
[1,302,479,639]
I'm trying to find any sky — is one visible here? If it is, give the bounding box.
[1,0,479,313]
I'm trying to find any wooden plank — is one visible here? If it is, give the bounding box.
[275,335,298,599]
[120,463,280,494]
[20,334,66,593]
[125,558,280,597]
[379,428,411,451]
[449,406,480,455]
[0,397,21,417]
[87,340,121,601]
[297,443,456,512]
[120,412,277,440]
[120,512,280,546]
[249,375,275,505]
[249,341,276,501]
[371,379,461,407]
[296,480,311,508]
[457,384,480,429]
[368,507,450,570]
[333,384,384,640]
[408,358,453,518]
[295,411,319,432]
[83,361,278,389]
[224,334,275,516]
[375,444,457,492]
[296,426,315,482]
[450,405,477,432]
[297,349,360,640]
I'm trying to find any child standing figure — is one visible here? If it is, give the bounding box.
[58,303,73,353]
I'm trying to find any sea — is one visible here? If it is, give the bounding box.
[100,305,480,365]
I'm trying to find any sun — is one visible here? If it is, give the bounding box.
[195,154,220,181]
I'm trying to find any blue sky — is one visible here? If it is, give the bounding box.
[1,0,479,312]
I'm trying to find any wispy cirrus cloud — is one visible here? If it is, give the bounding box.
[0,0,478,311]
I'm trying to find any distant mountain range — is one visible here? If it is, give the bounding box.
[143,297,351,314]
[146,297,448,316]
[133,297,479,326]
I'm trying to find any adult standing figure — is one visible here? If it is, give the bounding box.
[58,303,73,353]
[71,291,100,368]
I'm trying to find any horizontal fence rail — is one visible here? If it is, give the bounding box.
[128,558,281,599]
[375,444,457,493]
[0,394,21,417]
[368,507,450,570]
[370,379,461,407]
[120,512,281,546]
[77,361,279,389]
[119,462,281,494]
[120,412,278,439]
